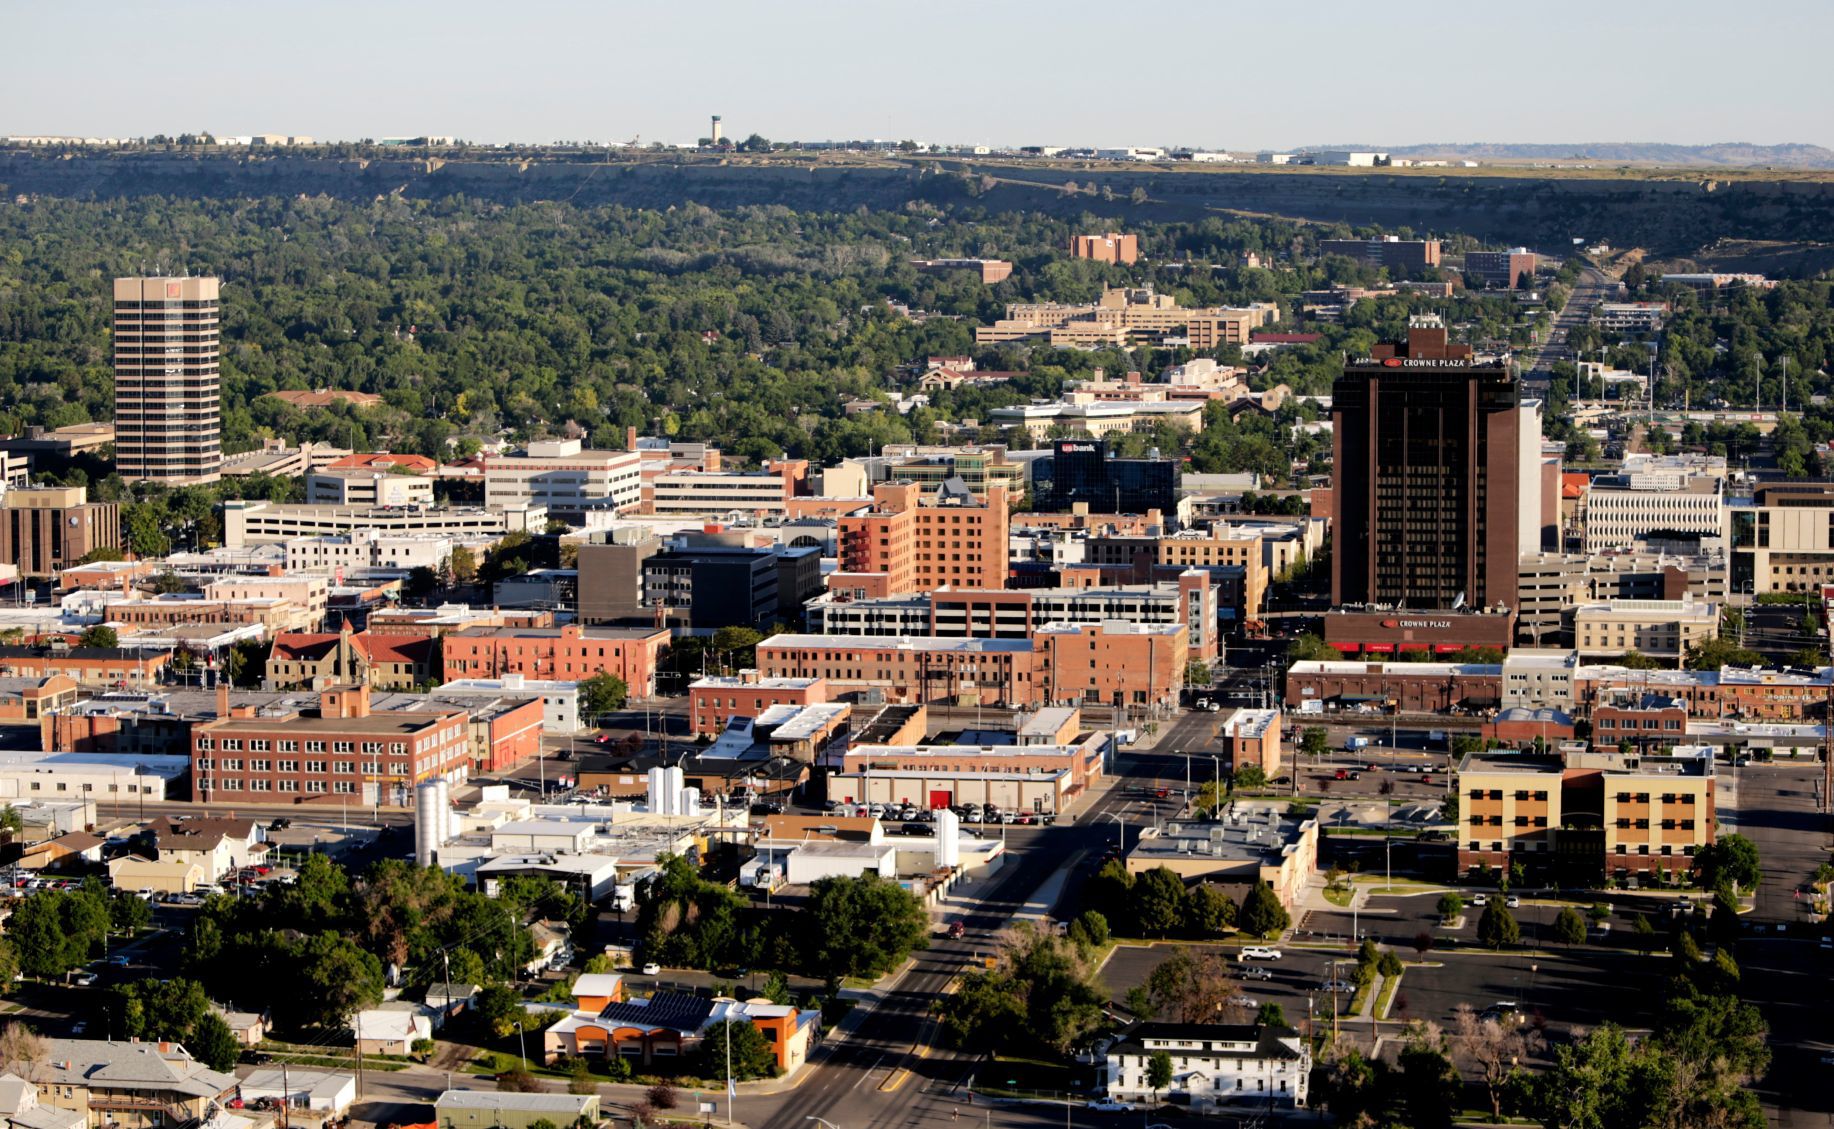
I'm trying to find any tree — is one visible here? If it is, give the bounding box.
[191,1012,242,1073]
[117,977,211,1040]
[497,1068,538,1092]
[1254,1003,1287,1028]
[1184,660,1211,687]
[297,933,385,1030]
[1300,727,1329,759]
[1145,950,1236,1023]
[1233,763,1267,791]
[0,1023,44,1076]
[76,625,118,649]
[1695,833,1761,891]
[1477,903,1520,950]
[567,1056,597,1094]
[576,673,628,721]
[646,1082,677,1110]
[700,1019,779,1081]
[1182,885,1235,935]
[1146,1050,1173,1103]
[1129,867,1187,937]
[1238,880,1289,938]
[449,545,479,584]
[1397,1021,1458,1129]
[803,872,929,979]
[1066,910,1110,949]
[939,924,1106,1056]
[1289,633,1336,662]
[1453,1004,1534,1121]
[475,984,527,1038]
[1553,905,1588,946]
[710,626,766,672]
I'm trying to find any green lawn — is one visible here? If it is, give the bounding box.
[1323,885,1354,907]
[1375,970,1404,1019]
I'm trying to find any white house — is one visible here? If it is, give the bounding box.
[1102,1023,1309,1110]
[352,1006,434,1056]
[240,1069,356,1116]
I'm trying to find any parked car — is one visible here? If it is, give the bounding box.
[1319,979,1355,993]
[1086,1102,1134,1113]
[72,972,97,987]
[947,921,966,940]
[1504,895,1521,908]
[641,962,661,976]
[1238,946,1282,961]
[1471,894,1489,907]
[1236,966,1273,981]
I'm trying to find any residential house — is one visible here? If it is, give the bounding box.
[28,1038,238,1129]
[352,1005,433,1056]
[105,817,265,894]
[1102,1023,1309,1110]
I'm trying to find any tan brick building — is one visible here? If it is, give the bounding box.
[1069,232,1138,264]
[0,486,120,579]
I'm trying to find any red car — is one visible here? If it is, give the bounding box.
[946,921,966,939]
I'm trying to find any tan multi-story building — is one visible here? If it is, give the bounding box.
[483,439,642,511]
[757,633,1041,707]
[1568,597,1718,659]
[1151,530,1269,617]
[113,275,221,484]
[829,481,1009,597]
[305,468,435,507]
[0,486,120,578]
[645,465,801,517]
[975,287,1276,350]
[1456,747,1715,881]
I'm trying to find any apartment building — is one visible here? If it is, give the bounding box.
[440,624,670,697]
[483,440,641,511]
[1464,248,1537,289]
[30,1038,238,1129]
[223,500,544,548]
[829,481,1009,598]
[1102,1024,1309,1111]
[305,468,435,507]
[113,275,222,484]
[1568,597,1718,659]
[0,486,120,578]
[1457,748,1715,881]
[1501,649,1579,711]
[1069,232,1139,264]
[1317,237,1441,271]
[757,634,1045,706]
[192,685,470,807]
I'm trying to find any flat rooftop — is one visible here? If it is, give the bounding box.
[1128,805,1311,866]
[761,634,1034,654]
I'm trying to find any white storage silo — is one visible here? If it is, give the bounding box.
[933,808,961,868]
[414,782,442,866]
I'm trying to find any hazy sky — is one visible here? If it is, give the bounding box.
[6,1,1829,150]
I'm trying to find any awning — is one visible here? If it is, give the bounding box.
[1434,644,1466,654]
[1398,643,1431,652]
[1363,643,1394,653]
[1329,641,1360,653]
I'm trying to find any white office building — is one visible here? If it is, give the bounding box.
[483,440,641,511]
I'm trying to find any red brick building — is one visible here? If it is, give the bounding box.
[192,685,469,807]
[1069,233,1139,265]
[688,675,830,737]
[440,624,669,697]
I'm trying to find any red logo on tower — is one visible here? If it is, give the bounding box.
[1383,357,1403,367]
[165,282,181,298]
